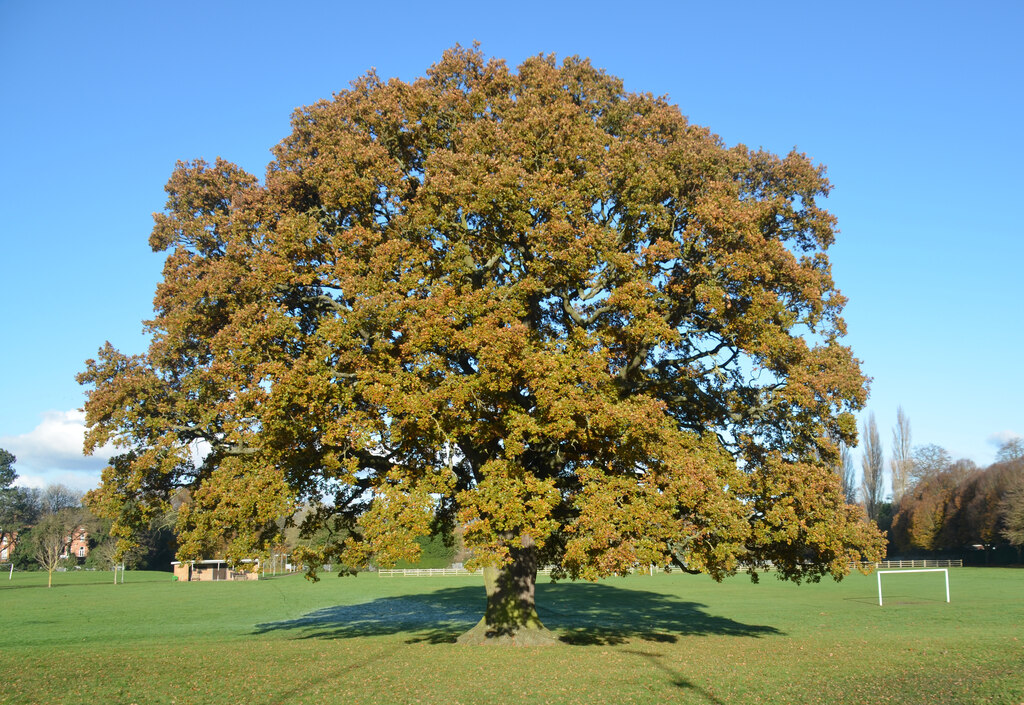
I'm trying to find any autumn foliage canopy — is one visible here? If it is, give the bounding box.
[80,47,883,590]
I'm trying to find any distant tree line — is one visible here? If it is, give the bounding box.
[836,415,1024,561]
[890,446,1024,561]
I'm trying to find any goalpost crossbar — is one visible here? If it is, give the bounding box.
[876,568,950,606]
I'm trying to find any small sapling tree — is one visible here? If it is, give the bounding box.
[32,511,79,588]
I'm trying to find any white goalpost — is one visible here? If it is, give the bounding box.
[2,562,12,580]
[876,568,950,606]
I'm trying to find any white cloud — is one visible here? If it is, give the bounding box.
[987,430,1023,448]
[0,410,117,492]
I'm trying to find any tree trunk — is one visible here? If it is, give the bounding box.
[456,536,556,646]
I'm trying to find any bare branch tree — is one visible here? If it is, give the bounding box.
[996,437,1024,463]
[911,444,952,485]
[32,511,79,588]
[40,484,81,515]
[839,440,858,505]
[860,412,885,521]
[890,406,912,501]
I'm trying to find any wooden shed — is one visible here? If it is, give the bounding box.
[171,559,259,582]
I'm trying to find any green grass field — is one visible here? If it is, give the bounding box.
[2,567,1021,705]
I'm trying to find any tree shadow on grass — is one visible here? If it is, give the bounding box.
[539,582,781,645]
[252,581,782,646]
[620,648,728,705]
[253,590,481,643]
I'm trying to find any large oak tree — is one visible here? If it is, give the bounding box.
[80,47,883,644]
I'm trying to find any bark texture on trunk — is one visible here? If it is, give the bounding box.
[456,537,557,646]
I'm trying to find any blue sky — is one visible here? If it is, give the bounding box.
[1,0,1021,492]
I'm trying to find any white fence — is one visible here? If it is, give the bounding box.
[377,560,962,578]
[378,567,480,577]
[377,567,556,577]
[851,559,962,570]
